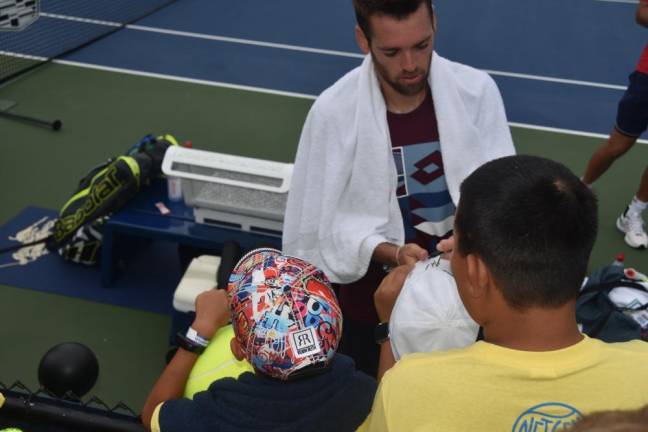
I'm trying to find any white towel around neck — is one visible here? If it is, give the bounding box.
[283,52,515,284]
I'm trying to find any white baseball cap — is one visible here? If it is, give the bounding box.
[390,257,479,360]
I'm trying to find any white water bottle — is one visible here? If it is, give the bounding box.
[167,176,183,202]
[166,140,192,202]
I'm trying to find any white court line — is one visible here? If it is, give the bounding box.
[0,52,643,144]
[0,50,47,61]
[509,122,648,144]
[483,69,626,91]
[40,12,121,27]
[42,12,364,59]
[53,59,318,100]
[125,26,627,90]
[127,25,365,59]
[37,13,629,91]
[48,60,647,145]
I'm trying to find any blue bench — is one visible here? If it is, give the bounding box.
[100,179,281,286]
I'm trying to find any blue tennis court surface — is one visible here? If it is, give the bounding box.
[3,0,648,137]
[63,28,360,96]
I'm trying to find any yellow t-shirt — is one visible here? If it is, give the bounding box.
[151,403,162,432]
[360,337,648,432]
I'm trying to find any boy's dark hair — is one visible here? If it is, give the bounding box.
[353,0,433,39]
[455,155,598,310]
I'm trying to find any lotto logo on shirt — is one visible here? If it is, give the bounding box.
[290,328,320,358]
[512,402,581,432]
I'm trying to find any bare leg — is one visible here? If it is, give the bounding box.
[637,166,648,202]
[582,129,637,184]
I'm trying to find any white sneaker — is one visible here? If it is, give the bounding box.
[617,208,648,249]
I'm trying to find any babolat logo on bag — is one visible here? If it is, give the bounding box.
[47,156,141,251]
[53,163,123,243]
[0,0,40,31]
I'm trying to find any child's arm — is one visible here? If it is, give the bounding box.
[141,289,230,430]
[142,349,201,430]
[373,264,414,381]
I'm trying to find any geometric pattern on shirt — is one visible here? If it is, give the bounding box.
[411,151,444,185]
[392,142,455,250]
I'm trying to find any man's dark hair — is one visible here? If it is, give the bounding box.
[455,155,598,310]
[353,0,433,39]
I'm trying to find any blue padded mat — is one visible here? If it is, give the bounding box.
[0,207,182,315]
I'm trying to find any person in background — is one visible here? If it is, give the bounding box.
[582,0,648,249]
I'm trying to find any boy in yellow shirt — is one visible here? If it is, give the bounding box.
[362,155,648,432]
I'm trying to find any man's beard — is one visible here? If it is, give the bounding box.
[373,55,430,96]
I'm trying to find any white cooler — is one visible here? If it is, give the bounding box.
[162,146,293,236]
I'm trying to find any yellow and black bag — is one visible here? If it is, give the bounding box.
[46,134,178,264]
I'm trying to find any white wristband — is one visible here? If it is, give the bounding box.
[186,327,210,347]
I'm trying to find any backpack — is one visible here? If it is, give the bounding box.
[576,265,648,342]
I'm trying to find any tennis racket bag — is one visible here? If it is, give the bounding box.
[48,134,178,264]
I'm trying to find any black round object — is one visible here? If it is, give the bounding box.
[38,342,99,398]
[52,120,62,131]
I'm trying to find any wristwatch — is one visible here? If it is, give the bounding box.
[374,321,390,345]
[175,328,209,354]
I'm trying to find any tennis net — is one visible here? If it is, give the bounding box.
[0,0,177,85]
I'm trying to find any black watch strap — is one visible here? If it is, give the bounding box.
[374,321,390,345]
[175,331,207,355]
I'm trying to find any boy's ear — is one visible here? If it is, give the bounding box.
[466,254,491,298]
[355,25,370,54]
[230,337,246,361]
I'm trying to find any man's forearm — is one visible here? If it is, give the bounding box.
[372,242,399,267]
[377,341,396,382]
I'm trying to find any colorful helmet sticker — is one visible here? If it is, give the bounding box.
[227,248,342,380]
